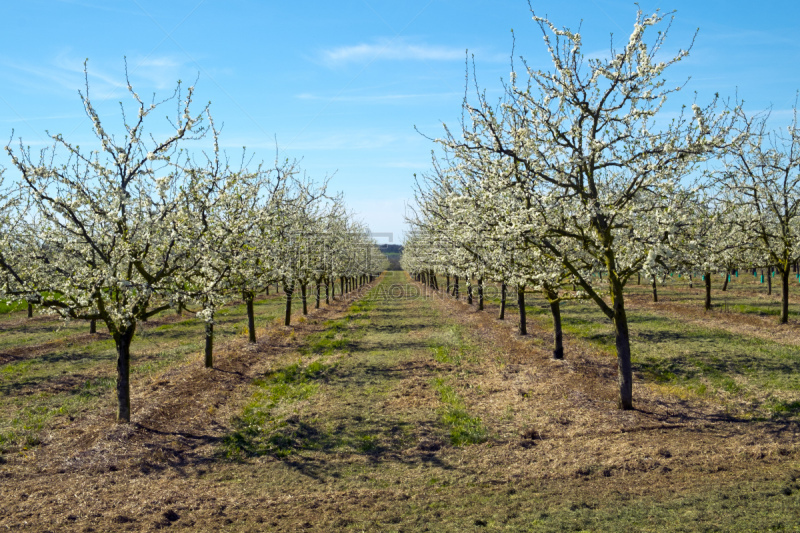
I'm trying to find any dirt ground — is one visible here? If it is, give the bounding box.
[1,273,799,532]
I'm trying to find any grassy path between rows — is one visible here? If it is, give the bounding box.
[0,292,293,455]
[1,271,799,531]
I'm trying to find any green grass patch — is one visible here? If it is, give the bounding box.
[0,300,27,314]
[304,336,349,355]
[222,359,332,458]
[0,359,35,376]
[432,378,486,446]
[731,303,781,316]
[767,399,800,417]
[430,344,463,365]
[348,295,375,317]
[301,318,353,356]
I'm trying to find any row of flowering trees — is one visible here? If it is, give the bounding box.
[403,8,800,410]
[0,67,386,423]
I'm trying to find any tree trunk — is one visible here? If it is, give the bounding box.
[245,292,256,343]
[768,267,773,295]
[325,282,330,305]
[453,276,459,299]
[301,283,308,315]
[548,293,563,360]
[637,272,640,285]
[467,278,473,305]
[265,285,270,296]
[477,278,484,310]
[499,282,506,320]
[315,283,321,309]
[446,275,450,293]
[114,326,136,423]
[612,308,633,410]
[781,268,790,324]
[340,277,344,296]
[284,282,294,326]
[517,286,527,335]
[604,247,634,410]
[652,277,658,303]
[27,303,33,318]
[722,269,729,291]
[704,270,712,311]
[205,321,214,368]
[90,319,97,334]
[689,273,693,289]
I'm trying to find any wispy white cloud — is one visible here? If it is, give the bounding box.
[320,38,465,66]
[52,52,129,92]
[124,55,192,90]
[0,52,194,100]
[0,57,90,95]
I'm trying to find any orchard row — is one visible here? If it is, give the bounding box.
[403,8,800,410]
[0,67,387,422]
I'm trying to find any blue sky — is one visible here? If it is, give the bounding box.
[2,1,800,242]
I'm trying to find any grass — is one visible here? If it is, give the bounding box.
[630,274,800,316]
[0,300,27,314]
[222,297,369,459]
[431,377,487,446]
[430,344,463,365]
[484,284,800,419]
[0,292,61,315]
[302,318,351,355]
[2,271,800,532]
[0,294,289,456]
[222,359,330,458]
[731,303,782,316]
[0,376,117,454]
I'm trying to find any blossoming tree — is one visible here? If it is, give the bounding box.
[720,103,800,323]
[4,67,218,423]
[429,9,733,409]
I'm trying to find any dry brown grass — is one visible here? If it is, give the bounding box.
[1,274,799,532]
[626,291,800,345]
[0,283,376,532]
[426,290,799,481]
